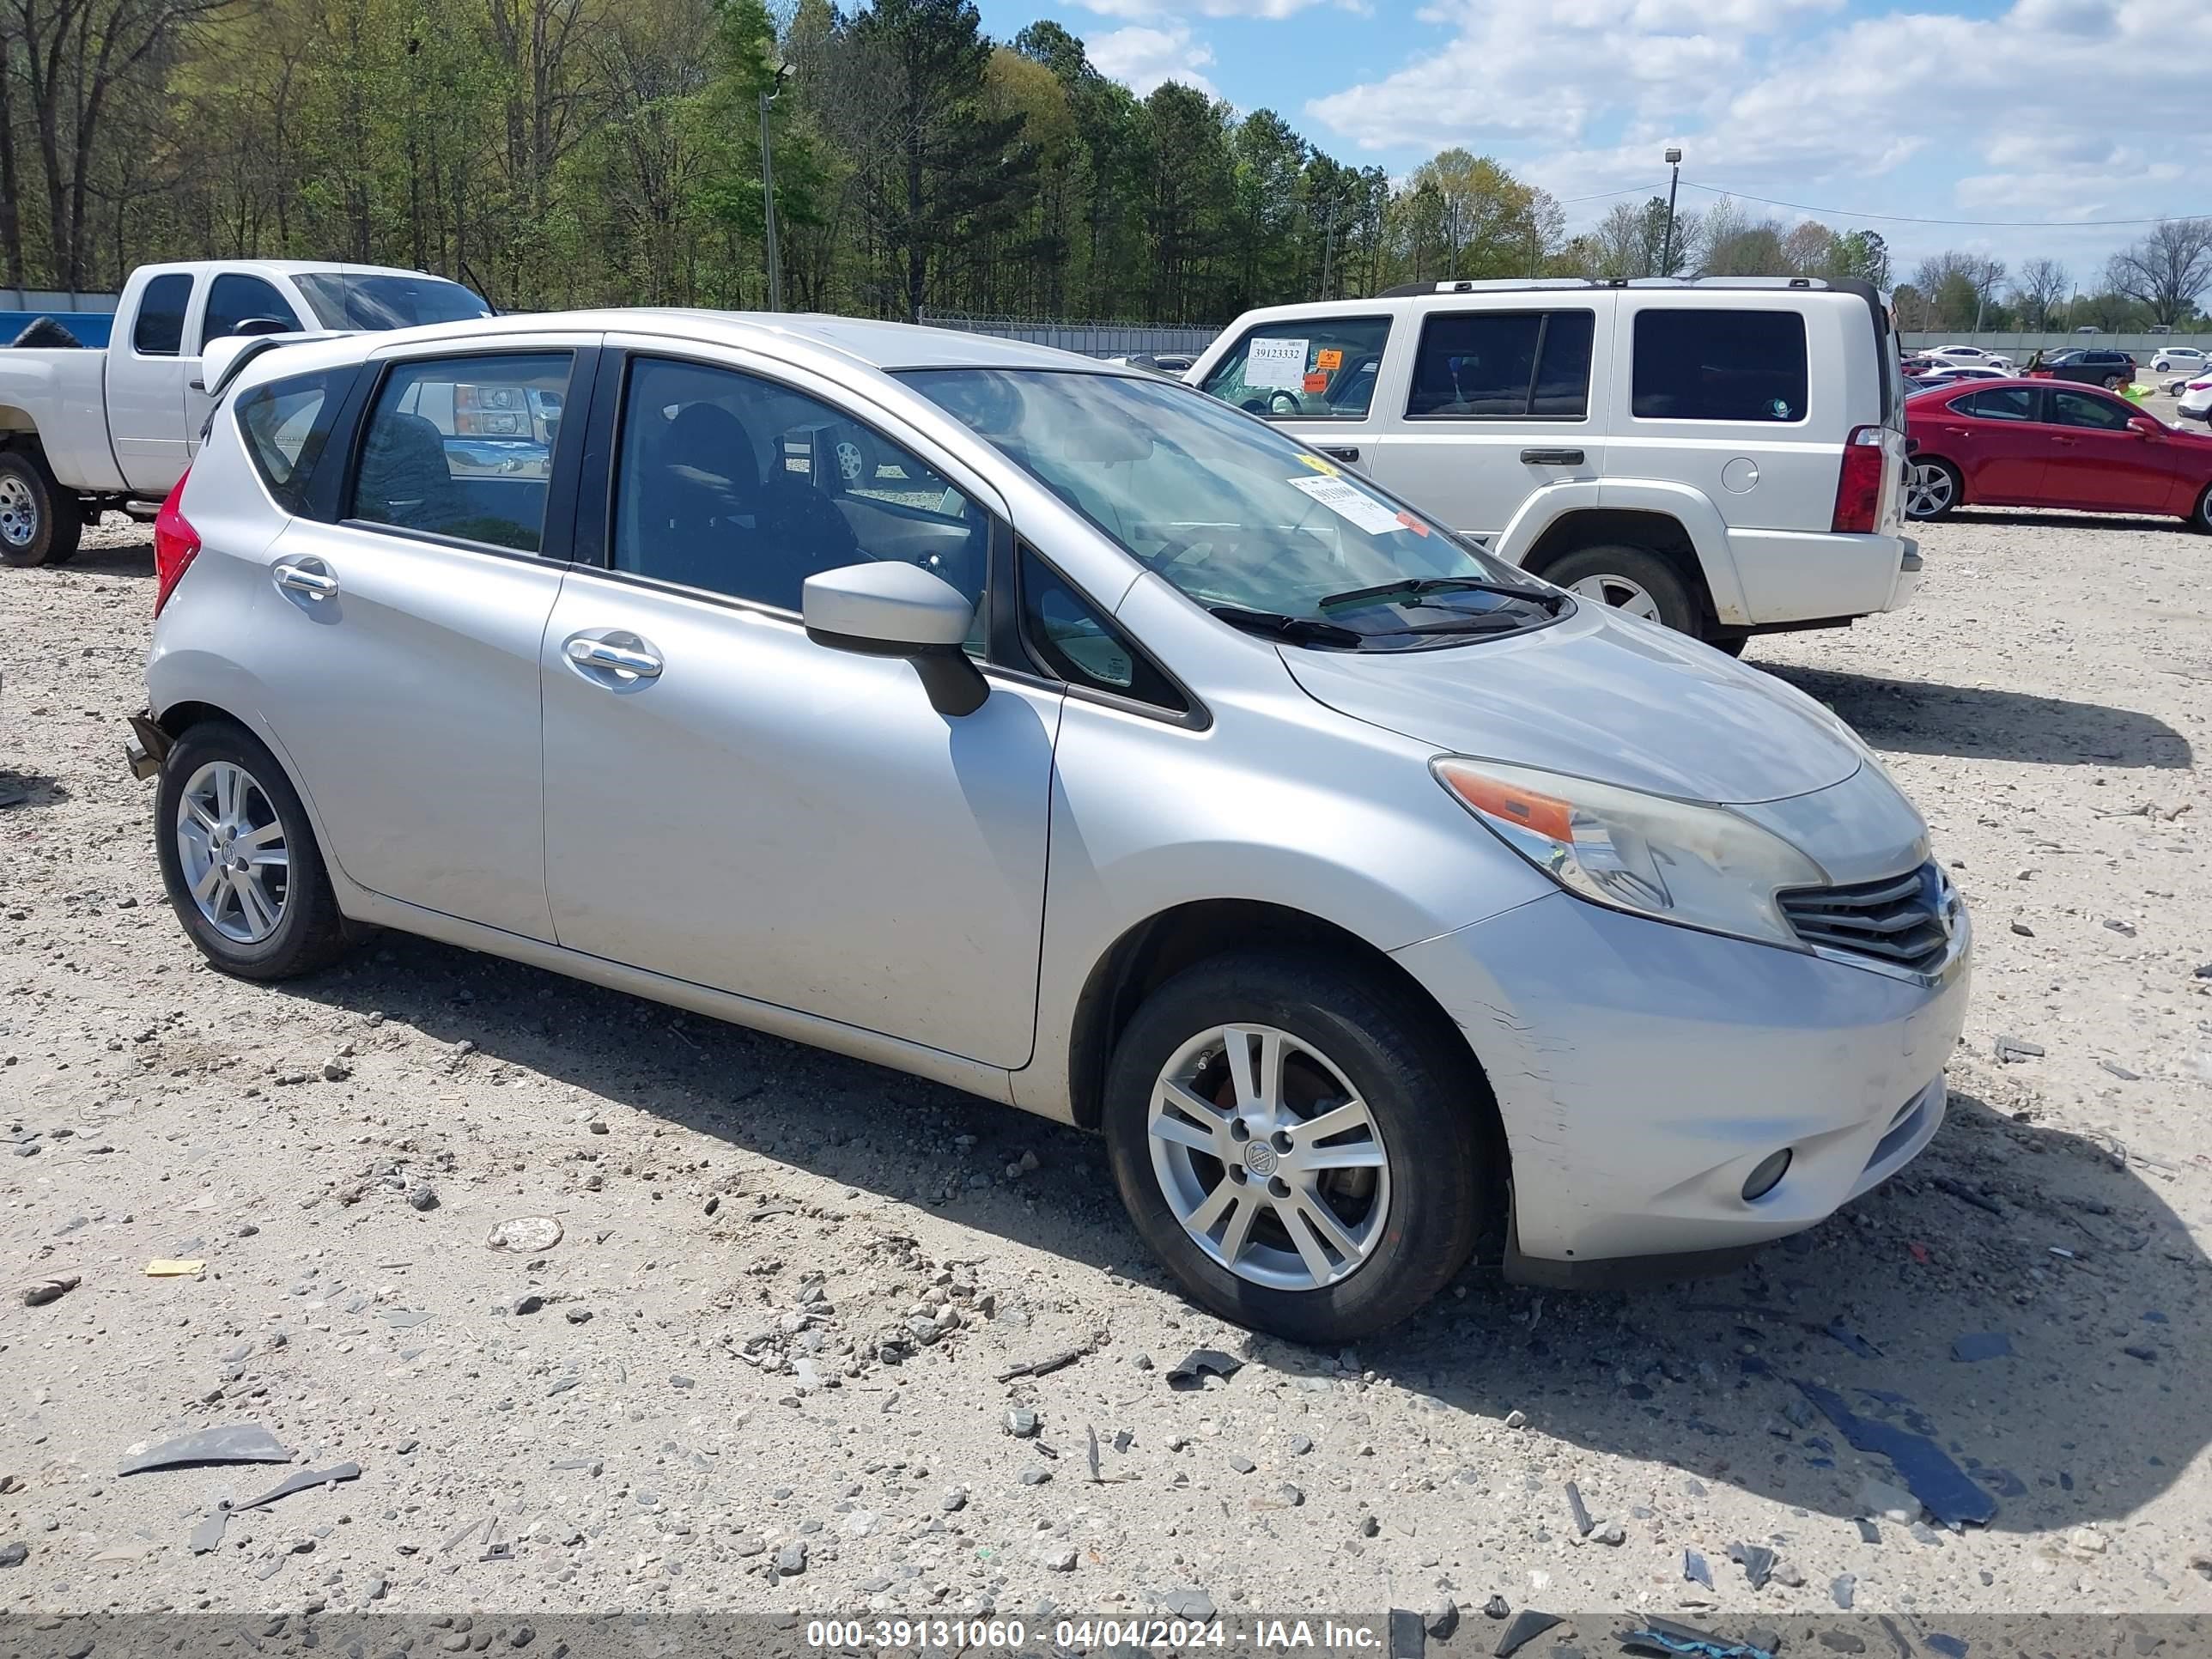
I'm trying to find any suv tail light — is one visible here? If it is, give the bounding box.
[152,469,202,617]
[1831,424,1887,534]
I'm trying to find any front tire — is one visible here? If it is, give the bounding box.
[0,450,82,568]
[2192,484,2212,535]
[155,717,353,980]
[1904,458,1961,521]
[1539,543,1698,636]
[1103,951,1492,1343]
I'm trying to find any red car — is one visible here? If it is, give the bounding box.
[1904,377,2212,532]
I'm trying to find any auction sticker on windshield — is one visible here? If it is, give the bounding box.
[1286,473,1403,535]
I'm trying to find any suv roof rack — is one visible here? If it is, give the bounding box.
[1375,275,1859,300]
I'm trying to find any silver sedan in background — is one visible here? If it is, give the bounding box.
[131,312,1971,1341]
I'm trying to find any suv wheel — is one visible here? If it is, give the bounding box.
[0,451,82,568]
[2104,374,2126,391]
[1103,951,1492,1343]
[155,718,353,980]
[1904,459,1961,521]
[1539,544,1697,635]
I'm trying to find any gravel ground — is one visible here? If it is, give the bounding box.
[3,490,2211,1649]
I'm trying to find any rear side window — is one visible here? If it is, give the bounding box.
[349,352,573,552]
[133,274,191,356]
[235,371,343,514]
[1407,310,1594,420]
[1200,318,1391,420]
[1632,310,1808,422]
[202,275,302,347]
[1954,388,2033,422]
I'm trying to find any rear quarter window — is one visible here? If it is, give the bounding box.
[1631,309,1808,422]
[235,369,346,514]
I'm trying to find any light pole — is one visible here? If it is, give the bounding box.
[760,61,793,312]
[1659,147,1683,278]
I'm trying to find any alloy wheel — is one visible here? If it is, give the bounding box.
[0,476,37,549]
[835,439,867,484]
[1905,462,1954,519]
[1566,572,1662,621]
[175,760,290,944]
[1146,1024,1391,1291]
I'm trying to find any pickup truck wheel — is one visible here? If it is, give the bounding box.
[1539,544,1698,636]
[1103,950,1492,1343]
[0,452,81,568]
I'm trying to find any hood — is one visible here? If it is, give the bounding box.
[1283,604,1867,805]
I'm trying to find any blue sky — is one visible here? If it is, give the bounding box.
[969,0,2212,285]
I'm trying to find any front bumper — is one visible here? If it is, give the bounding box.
[1393,887,1971,1278]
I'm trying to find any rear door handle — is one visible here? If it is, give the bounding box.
[1318,446,1360,463]
[1520,448,1585,465]
[2051,437,2078,447]
[272,561,339,600]
[566,634,663,681]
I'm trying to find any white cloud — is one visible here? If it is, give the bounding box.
[1089,24,1222,98]
[1304,0,2212,272]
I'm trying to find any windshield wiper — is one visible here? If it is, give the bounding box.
[1208,605,1364,648]
[1318,575,1565,613]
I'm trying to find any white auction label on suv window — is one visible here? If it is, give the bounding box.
[1245,337,1310,391]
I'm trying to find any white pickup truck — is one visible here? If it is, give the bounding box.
[0,259,492,566]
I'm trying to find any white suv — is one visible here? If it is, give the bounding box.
[1188,278,1918,653]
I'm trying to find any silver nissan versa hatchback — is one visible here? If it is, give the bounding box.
[131,313,1972,1342]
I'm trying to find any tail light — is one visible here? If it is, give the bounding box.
[152,469,202,617]
[1831,424,1887,534]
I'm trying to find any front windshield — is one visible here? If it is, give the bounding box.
[898,368,1564,648]
[294,272,494,331]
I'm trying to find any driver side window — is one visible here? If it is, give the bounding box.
[1199,317,1392,421]
[611,356,990,618]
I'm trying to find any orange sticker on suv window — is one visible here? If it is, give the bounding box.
[1303,371,1328,393]
[1316,348,1343,371]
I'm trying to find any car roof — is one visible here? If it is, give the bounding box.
[227,307,1139,392]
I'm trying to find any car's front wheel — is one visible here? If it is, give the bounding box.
[155,717,354,980]
[1103,951,1493,1343]
[2192,484,2212,536]
[1904,458,1961,521]
[1538,544,1698,636]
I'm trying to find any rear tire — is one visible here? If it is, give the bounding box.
[1103,950,1493,1343]
[154,717,354,981]
[0,450,82,568]
[2192,484,2212,535]
[1538,543,1699,636]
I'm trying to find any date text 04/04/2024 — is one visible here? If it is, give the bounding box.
[801,1620,1395,1651]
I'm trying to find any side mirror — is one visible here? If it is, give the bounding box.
[2127,416,2162,439]
[803,562,988,717]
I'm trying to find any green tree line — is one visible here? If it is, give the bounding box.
[7,0,2209,330]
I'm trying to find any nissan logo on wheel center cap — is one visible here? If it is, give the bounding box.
[1243,1140,1279,1176]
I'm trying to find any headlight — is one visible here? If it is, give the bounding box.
[1432,757,1826,950]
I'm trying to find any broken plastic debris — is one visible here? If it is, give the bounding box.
[1565,1480,1594,1536]
[1492,1609,1563,1657]
[1823,1318,1882,1360]
[1795,1381,1997,1527]
[144,1259,204,1276]
[1619,1618,1777,1659]
[995,1346,1085,1383]
[1683,1548,1713,1588]
[1727,1541,1776,1589]
[189,1510,230,1553]
[118,1423,294,1475]
[232,1461,361,1512]
[1164,1348,1243,1390]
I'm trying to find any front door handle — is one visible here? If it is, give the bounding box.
[272,561,339,600]
[1520,447,1585,465]
[2051,436,2078,447]
[1319,446,1360,463]
[566,635,663,680]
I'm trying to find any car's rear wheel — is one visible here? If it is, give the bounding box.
[1904,459,1961,521]
[0,451,82,568]
[2192,484,2212,535]
[155,717,353,981]
[1539,544,1698,636]
[1103,951,1492,1343]
[2104,374,2126,392]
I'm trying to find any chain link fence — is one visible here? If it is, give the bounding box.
[919,309,1221,360]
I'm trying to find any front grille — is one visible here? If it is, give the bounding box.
[1778,861,1953,975]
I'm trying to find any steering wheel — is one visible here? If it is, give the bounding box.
[1267,389,1302,416]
